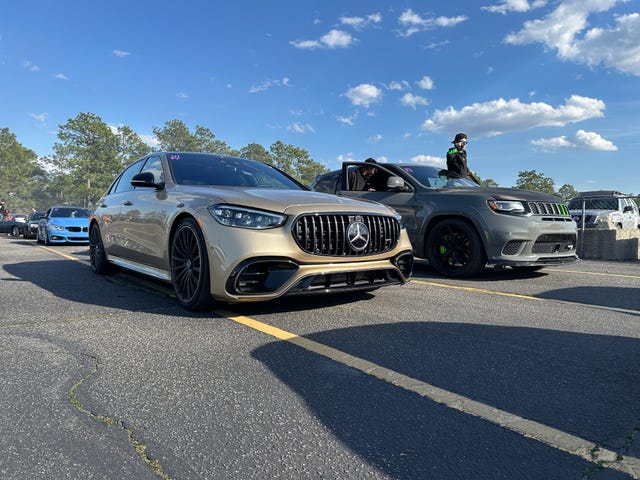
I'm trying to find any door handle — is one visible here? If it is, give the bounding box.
[122,201,133,206]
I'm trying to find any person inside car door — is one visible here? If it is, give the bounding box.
[348,158,381,191]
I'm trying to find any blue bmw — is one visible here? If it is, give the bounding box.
[37,206,90,245]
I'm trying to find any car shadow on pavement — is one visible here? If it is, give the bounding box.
[537,286,640,313]
[2,259,377,316]
[253,322,640,479]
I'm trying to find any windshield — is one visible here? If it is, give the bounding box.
[50,207,90,218]
[398,165,479,188]
[568,198,619,210]
[168,153,304,190]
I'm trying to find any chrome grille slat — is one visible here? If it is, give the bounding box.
[292,213,400,256]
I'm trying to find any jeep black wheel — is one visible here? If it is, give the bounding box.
[171,218,213,311]
[427,219,486,277]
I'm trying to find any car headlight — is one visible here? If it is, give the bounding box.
[49,224,65,230]
[487,200,526,214]
[209,204,287,229]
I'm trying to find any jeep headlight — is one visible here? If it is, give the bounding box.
[209,204,287,229]
[487,200,525,214]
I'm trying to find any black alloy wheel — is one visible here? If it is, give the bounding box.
[171,218,213,310]
[89,223,111,274]
[427,218,486,278]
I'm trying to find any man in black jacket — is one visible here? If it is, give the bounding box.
[446,133,479,184]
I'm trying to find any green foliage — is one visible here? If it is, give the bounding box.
[268,141,328,185]
[515,169,556,195]
[557,183,579,201]
[0,128,47,212]
[153,120,238,155]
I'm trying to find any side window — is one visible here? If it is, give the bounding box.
[113,160,144,194]
[140,156,164,184]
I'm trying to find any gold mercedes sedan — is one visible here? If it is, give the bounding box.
[90,152,413,310]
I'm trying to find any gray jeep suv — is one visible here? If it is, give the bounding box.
[312,162,578,277]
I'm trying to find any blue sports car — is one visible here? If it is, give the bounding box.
[37,206,90,245]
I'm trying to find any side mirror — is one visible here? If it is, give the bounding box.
[131,172,163,189]
[623,205,633,213]
[386,176,408,191]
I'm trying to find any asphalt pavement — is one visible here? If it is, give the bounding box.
[1,235,639,479]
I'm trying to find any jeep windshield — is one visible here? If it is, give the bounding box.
[397,165,479,188]
[568,198,618,210]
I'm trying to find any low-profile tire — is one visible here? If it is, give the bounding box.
[427,218,487,278]
[44,228,51,246]
[10,226,19,237]
[89,223,111,274]
[36,229,43,244]
[171,217,213,311]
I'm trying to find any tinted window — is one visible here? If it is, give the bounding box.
[399,165,477,188]
[168,153,303,189]
[113,160,144,194]
[50,207,90,218]
[312,172,340,193]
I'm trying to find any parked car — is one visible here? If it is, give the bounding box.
[37,206,90,244]
[89,152,413,310]
[0,214,27,237]
[312,162,578,277]
[568,191,640,230]
[22,211,47,239]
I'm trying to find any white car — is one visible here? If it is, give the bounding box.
[568,191,640,230]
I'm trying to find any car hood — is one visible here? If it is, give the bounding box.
[182,186,396,216]
[437,186,563,202]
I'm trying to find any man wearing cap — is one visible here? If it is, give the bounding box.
[446,133,479,184]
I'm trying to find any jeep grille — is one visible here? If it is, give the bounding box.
[292,214,400,256]
[528,202,569,216]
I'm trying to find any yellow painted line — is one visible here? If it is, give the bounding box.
[553,269,640,280]
[216,309,640,478]
[39,245,84,262]
[411,279,541,300]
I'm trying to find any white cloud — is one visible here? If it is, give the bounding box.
[337,112,358,126]
[337,153,357,162]
[340,12,382,30]
[416,75,435,90]
[176,92,189,99]
[30,112,47,123]
[482,0,547,15]
[344,84,382,108]
[249,77,291,93]
[112,50,130,58]
[140,134,160,148]
[400,93,429,110]
[532,129,617,151]
[291,29,354,49]
[368,134,383,143]
[23,61,39,72]
[398,9,467,36]
[55,73,68,80]
[387,80,410,91]
[422,95,606,137]
[287,123,315,134]
[409,154,445,167]
[504,1,640,76]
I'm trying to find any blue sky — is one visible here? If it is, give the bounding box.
[1,0,639,194]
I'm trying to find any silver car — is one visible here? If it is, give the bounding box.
[312,162,578,277]
[568,191,640,230]
[90,152,413,310]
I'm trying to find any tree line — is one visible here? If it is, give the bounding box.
[0,111,593,214]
